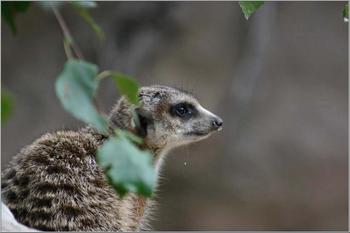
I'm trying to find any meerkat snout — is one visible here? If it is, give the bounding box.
[211,116,223,131]
[196,104,223,133]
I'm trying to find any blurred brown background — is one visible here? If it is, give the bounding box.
[1,1,348,230]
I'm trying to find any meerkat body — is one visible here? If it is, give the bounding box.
[2,85,223,231]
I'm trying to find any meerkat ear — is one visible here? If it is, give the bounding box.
[138,91,162,105]
[151,91,162,104]
[134,108,153,138]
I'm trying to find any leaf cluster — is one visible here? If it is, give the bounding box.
[2,0,348,199]
[55,59,155,197]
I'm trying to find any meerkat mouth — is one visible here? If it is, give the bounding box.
[185,130,211,136]
[185,125,223,137]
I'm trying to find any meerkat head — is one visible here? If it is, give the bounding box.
[108,85,223,154]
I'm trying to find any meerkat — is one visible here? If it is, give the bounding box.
[1,85,223,231]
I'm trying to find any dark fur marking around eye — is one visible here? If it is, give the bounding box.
[169,102,198,119]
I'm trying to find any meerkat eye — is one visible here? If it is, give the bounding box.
[171,103,195,119]
[176,105,189,116]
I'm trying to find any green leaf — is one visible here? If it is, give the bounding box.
[97,131,156,197]
[37,1,66,11]
[55,59,108,133]
[239,1,264,20]
[112,74,140,106]
[70,1,105,40]
[122,130,143,145]
[343,3,348,22]
[1,1,31,34]
[73,1,97,8]
[1,89,14,124]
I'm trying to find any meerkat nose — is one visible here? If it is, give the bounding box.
[211,117,223,131]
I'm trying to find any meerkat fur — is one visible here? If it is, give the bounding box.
[1,85,223,231]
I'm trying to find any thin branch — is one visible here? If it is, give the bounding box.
[52,6,84,60]
[96,70,114,81]
[63,38,73,60]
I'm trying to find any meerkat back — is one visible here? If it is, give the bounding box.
[1,131,130,231]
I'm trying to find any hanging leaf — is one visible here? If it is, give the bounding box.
[55,59,108,133]
[72,1,97,8]
[343,3,348,22]
[1,89,14,124]
[239,1,264,20]
[70,1,105,40]
[1,1,31,34]
[112,74,140,106]
[36,1,65,11]
[97,130,156,197]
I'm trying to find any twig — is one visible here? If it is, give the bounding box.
[52,6,84,60]
[96,70,114,81]
[63,38,73,60]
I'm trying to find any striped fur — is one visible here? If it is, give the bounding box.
[2,86,221,231]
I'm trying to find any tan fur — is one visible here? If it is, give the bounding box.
[2,85,222,231]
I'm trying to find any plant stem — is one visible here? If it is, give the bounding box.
[63,38,73,60]
[52,6,84,60]
[96,70,114,81]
